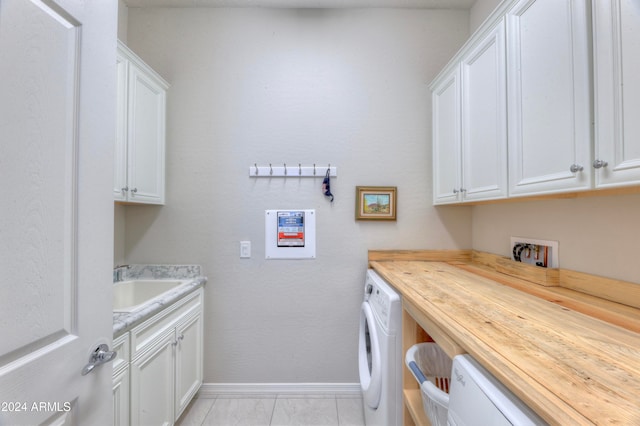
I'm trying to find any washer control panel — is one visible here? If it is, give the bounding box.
[365,270,401,333]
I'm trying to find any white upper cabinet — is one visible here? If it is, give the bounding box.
[115,52,129,203]
[432,19,507,205]
[460,19,508,202]
[432,68,461,204]
[431,0,640,203]
[593,0,640,188]
[506,0,592,197]
[115,41,169,205]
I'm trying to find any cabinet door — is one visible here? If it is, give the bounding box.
[593,0,640,187]
[432,68,462,204]
[175,312,203,420]
[460,19,508,201]
[127,63,166,204]
[114,52,128,201]
[112,367,130,426]
[131,332,175,426]
[507,0,592,196]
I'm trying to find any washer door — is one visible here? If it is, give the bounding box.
[359,301,382,409]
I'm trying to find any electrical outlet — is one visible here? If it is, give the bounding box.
[510,237,558,268]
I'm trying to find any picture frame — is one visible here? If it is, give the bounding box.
[355,186,397,221]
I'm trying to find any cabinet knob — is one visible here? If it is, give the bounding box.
[453,189,459,194]
[569,164,583,173]
[593,159,608,169]
[121,186,129,194]
[172,334,185,347]
[459,188,466,193]
[130,187,138,195]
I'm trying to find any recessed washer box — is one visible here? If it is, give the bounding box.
[265,209,316,259]
[510,236,558,268]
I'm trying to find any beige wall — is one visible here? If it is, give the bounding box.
[472,195,640,283]
[469,0,502,34]
[123,7,471,383]
[115,0,640,388]
[117,0,128,42]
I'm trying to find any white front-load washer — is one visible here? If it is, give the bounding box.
[359,269,402,426]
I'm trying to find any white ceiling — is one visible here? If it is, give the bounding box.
[124,0,476,9]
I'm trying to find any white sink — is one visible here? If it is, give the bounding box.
[113,279,186,312]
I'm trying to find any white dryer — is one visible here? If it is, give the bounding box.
[359,269,402,425]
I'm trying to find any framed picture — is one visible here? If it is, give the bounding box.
[355,186,397,221]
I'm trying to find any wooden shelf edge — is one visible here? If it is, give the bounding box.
[404,389,430,426]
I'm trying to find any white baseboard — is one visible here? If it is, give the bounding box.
[198,383,362,398]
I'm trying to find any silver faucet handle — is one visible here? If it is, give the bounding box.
[113,265,131,282]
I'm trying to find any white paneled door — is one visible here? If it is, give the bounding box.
[0,0,116,425]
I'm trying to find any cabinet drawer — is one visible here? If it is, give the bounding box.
[130,289,202,360]
[112,332,130,375]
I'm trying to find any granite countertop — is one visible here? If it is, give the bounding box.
[112,264,207,337]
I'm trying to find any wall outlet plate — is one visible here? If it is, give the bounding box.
[240,241,251,258]
[510,237,558,268]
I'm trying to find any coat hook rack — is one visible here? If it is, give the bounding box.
[249,163,337,178]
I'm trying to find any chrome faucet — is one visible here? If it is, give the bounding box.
[113,264,130,282]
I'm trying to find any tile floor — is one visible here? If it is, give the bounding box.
[176,395,365,426]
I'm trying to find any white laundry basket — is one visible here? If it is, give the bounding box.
[405,343,453,426]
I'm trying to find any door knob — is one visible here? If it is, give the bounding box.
[81,344,117,376]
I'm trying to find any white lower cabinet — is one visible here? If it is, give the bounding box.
[131,331,176,426]
[113,368,130,426]
[113,288,203,426]
[112,332,130,426]
[175,312,204,418]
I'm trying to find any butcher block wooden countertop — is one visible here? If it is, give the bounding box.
[369,250,640,426]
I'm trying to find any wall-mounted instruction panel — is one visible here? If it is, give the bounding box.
[265,210,316,259]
